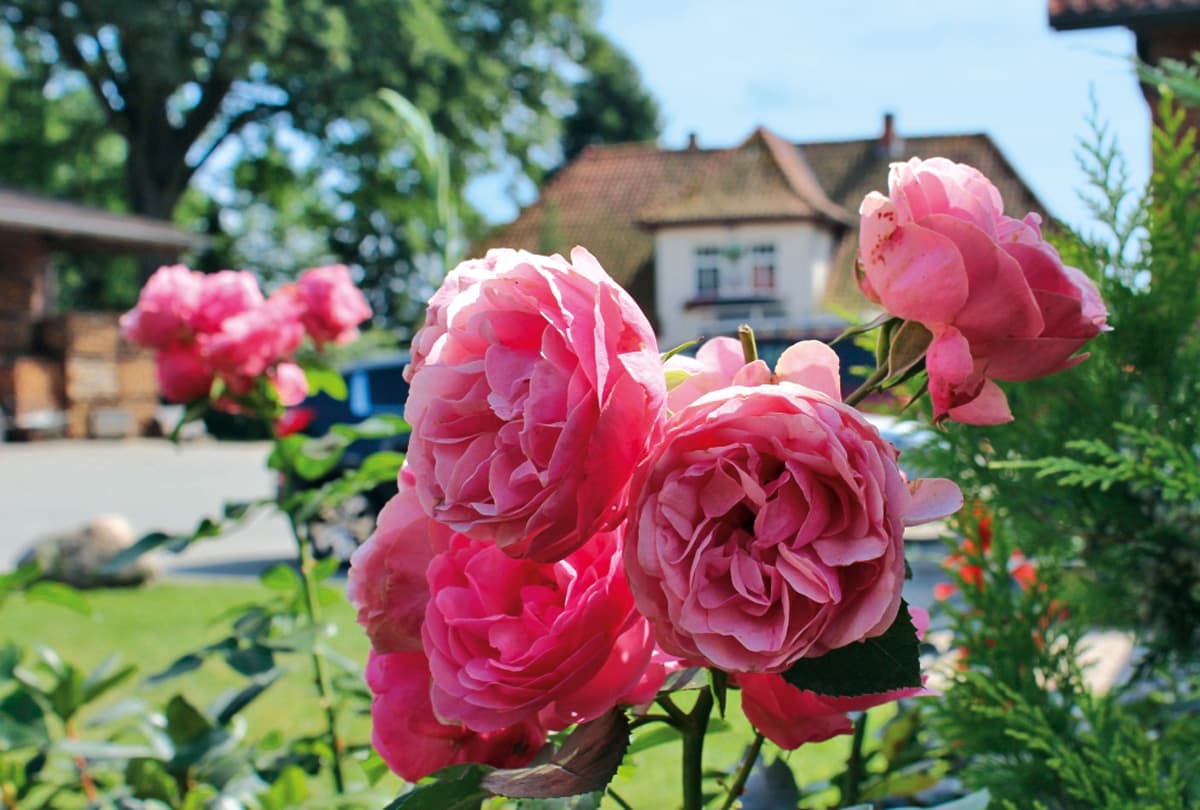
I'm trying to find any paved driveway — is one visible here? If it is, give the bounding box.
[0,438,296,576]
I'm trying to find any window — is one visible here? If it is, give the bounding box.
[751,244,776,292]
[695,247,720,298]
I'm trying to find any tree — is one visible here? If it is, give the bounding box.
[560,32,661,165]
[1,0,601,222]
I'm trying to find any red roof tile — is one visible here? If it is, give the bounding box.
[1049,0,1200,29]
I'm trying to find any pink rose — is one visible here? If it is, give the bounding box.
[404,247,667,562]
[120,265,203,349]
[624,344,961,673]
[189,270,264,334]
[268,362,308,407]
[347,467,450,654]
[294,264,372,347]
[203,292,306,388]
[737,606,933,749]
[154,342,213,403]
[858,157,1108,425]
[422,528,656,732]
[367,650,545,783]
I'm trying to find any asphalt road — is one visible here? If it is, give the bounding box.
[0,438,953,608]
[0,438,296,577]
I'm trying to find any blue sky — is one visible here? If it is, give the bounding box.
[580,0,1150,233]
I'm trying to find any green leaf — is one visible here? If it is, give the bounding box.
[208,670,282,726]
[0,562,41,602]
[312,555,342,582]
[259,764,312,810]
[82,654,137,703]
[781,601,921,697]
[164,695,213,748]
[385,764,490,809]
[0,691,50,749]
[146,654,206,685]
[708,669,728,719]
[24,581,91,615]
[884,320,933,385]
[224,645,275,677]
[260,564,300,592]
[126,758,180,805]
[305,365,349,401]
[54,739,158,759]
[101,531,174,573]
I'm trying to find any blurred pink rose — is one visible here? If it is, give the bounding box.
[268,362,308,407]
[203,292,306,387]
[347,467,451,654]
[625,346,961,673]
[188,270,264,334]
[154,342,213,403]
[367,650,545,783]
[422,529,655,732]
[858,157,1108,425]
[120,265,203,349]
[404,247,666,562]
[737,605,933,749]
[294,264,372,346]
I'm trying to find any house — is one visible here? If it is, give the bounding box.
[1049,0,1200,133]
[481,116,1047,352]
[0,189,203,437]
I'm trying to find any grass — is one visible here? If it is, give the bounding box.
[2,580,876,809]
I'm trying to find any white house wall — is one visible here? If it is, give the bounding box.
[653,223,839,348]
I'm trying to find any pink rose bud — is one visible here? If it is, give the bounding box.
[294,264,372,347]
[367,650,545,783]
[422,529,656,733]
[154,341,213,403]
[858,157,1109,425]
[269,361,308,406]
[120,264,203,349]
[624,347,961,673]
[404,247,667,562]
[188,270,264,334]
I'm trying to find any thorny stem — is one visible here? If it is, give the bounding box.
[840,713,870,806]
[281,461,347,795]
[681,690,714,810]
[720,732,765,810]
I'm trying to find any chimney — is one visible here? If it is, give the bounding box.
[880,112,903,157]
[687,131,699,151]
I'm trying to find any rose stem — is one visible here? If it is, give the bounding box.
[719,732,765,810]
[844,364,888,407]
[840,713,870,805]
[737,324,758,364]
[681,689,714,810]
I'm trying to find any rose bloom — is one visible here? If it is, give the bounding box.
[347,466,451,655]
[293,264,373,346]
[739,607,933,750]
[404,246,666,562]
[202,292,306,392]
[858,157,1108,425]
[188,270,264,334]
[120,264,203,349]
[367,650,545,783]
[422,528,656,733]
[154,341,213,403]
[625,339,960,673]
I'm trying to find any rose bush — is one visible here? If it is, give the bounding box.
[121,264,372,410]
[626,339,960,673]
[857,157,1108,424]
[403,246,667,562]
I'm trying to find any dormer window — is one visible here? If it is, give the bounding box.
[694,243,777,300]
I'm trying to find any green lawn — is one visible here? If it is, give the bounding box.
[2,580,867,809]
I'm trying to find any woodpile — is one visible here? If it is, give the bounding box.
[2,312,161,440]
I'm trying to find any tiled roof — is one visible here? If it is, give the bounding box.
[638,128,852,228]
[1049,0,1200,29]
[478,126,1048,327]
